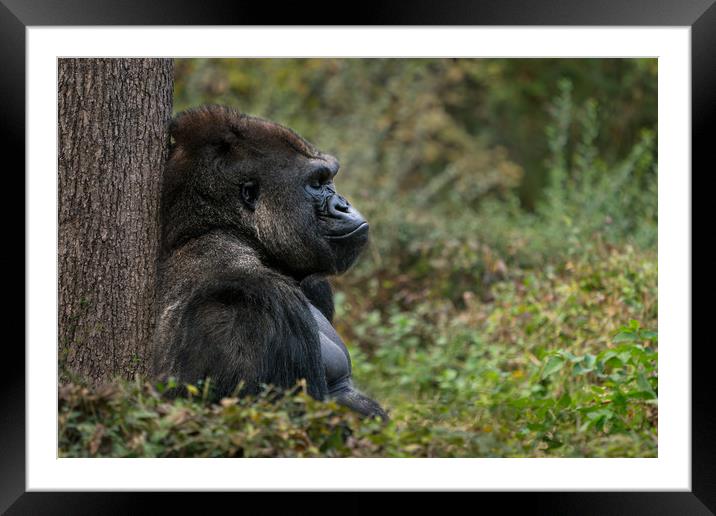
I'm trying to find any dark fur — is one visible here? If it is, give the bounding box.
[153,105,385,419]
[300,275,335,323]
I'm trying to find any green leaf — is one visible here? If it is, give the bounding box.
[604,356,624,369]
[545,438,564,450]
[558,392,572,408]
[626,390,657,400]
[542,356,565,378]
[562,351,580,363]
[613,332,637,343]
[636,373,657,398]
[639,330,658,341]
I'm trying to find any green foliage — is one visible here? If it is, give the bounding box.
[58,59,657,458]
[537,79,657,251]
[337,241,657,457]
[59,379,390,458]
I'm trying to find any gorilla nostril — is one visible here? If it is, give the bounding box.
[331,196,350,214]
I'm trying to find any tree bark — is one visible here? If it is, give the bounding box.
[58,58,174,384]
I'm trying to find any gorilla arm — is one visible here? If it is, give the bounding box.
[169,275,329,401]
[308,304,389,421]
[300,274,335,323]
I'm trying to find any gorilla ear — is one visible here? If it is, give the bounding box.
[240,181,259,210]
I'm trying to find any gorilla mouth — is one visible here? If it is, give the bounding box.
[326,222,369,240]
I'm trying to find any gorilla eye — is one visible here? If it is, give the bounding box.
[308,179,323,190]
[241,181,259,209]
[308,168,332,190]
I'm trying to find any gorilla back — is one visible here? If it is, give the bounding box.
[153,105,386,420]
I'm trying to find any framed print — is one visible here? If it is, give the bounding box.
[7,0,712,513]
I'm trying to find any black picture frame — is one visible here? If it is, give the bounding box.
[7,0,711,513]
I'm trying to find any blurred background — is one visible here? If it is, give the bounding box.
[170,59,658,457]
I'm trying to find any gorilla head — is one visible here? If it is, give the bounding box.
[163,105,368,278]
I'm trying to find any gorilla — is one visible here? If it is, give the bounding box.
[152,105,387,420]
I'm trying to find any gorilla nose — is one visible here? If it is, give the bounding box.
[326,195,369,239]
[329,195,351,215]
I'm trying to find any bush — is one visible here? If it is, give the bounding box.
[59,380,389,458]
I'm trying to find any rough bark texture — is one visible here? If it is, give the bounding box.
[58,58,174,384]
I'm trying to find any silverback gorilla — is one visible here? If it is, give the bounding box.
[152,105,387,420]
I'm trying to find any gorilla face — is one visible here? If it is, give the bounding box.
[302,158,369,273]
[252,153,369,279]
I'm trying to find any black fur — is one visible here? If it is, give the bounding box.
[300,275,335,323]
[153,105,386,420]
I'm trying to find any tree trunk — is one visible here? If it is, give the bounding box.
[58,58,174,384]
